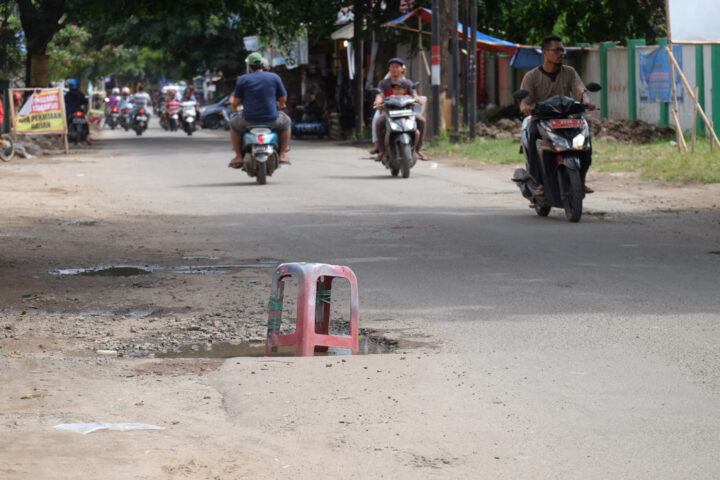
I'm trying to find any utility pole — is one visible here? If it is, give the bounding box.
[468,0,477,139]
[451,0,460,141]
[431,0,440,137]
[462,0,469,127]
[353,1,364,138]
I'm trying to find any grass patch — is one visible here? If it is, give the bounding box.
[427,134,720,184]
[426,135,521,164]
[592,138,720,183]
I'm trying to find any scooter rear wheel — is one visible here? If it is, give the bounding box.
[256,162,267,185]
[390,168,399,177]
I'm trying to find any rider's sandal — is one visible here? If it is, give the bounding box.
[416,150,428,161]
[533,185,545,196]
[228,159,243,169]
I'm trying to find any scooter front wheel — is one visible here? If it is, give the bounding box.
[563,168,583,222]
[535,204,551,216]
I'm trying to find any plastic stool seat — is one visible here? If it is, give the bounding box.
[266,262,359,356]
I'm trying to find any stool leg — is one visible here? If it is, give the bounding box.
[266,278,286,355]
[314,276,332,352]
[295,270,317,356]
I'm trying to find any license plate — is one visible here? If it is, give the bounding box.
[388,109,413,117]
[549,119,584,129]
[253,145,273,153]
[136,115,147,121]
[72,118,85,124]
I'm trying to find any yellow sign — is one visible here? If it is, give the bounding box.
[15,88,67,134]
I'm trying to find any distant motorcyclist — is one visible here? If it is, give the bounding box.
[64,79,90,144]
[228,52,291,168]
[104,87,121,127]
[519,35,596,195]
[130,85,152,121]
[64,79,87,117]
[119,87,132,111]
[373,58,426,162]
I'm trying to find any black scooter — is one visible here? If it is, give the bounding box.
[512,82,601,223]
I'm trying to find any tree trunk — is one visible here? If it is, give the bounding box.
[440,0,454,99]
[16,0,66,86]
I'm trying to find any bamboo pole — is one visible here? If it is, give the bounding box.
[668,43,685,152]
[671,108,688,152]
[8,88,17,141]
[691,86,698,152]
[665,46,720,149]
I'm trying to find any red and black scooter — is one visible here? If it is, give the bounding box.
[512,82,601,223]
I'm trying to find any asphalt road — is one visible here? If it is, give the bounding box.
[25,123,720,477]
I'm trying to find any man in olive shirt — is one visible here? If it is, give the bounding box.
[520,35,596,195]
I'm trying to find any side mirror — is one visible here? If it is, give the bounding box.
[370,88,382,95]
[586,82,602,92]
[512,89,529,100]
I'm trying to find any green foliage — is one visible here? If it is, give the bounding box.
[0,6,24,79]
[479,0,666,45]
[427,135,520,164]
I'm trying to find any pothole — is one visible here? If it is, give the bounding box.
[49,259,280,276]
[61,219,107,227]
[49,265,156,276]
[156,336,396,358]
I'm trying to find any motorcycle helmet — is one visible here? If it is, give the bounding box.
[121,87,130,95]
[112,87,120,95]
[67,78,79,90]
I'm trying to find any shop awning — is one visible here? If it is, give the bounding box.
[383,7,519,55]
[331,22,354,40]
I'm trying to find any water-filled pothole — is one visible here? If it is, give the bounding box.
[50,265,155,276]
[157,336,397,358]
[50,259,280,276]
[61,219,107,227]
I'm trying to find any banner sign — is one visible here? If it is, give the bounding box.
[668,0,720,43]
[15,88,67,134]
[638,46,683,103]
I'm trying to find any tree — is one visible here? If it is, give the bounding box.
[16,0,66,86]
[0,2,24,79]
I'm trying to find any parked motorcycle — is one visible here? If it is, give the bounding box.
[511,82,601,223]
[131,107,149,136]
[181,100,197,135]
[68,110,89,145]
[237,124,280,185]
[373,86,419,178]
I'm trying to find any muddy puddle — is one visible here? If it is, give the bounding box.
[157,336,396,358]
[49,259,279,276]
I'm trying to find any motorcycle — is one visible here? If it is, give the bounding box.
[511,82,601,223]
[165,100,181,131]
[238,123,280,185]
[106,106,120,130]
[120,107,132,131]
[181,100,197,135]
[68,110,89,145]
[373,86,420,178]
[131,107,149,136]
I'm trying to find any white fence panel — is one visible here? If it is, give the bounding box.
[607,48,629,119]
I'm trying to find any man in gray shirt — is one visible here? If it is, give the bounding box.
[519,35,595,195]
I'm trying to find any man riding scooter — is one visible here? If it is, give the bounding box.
[64,78,90,145]
[228,52,291,168]
[519,35,596,195]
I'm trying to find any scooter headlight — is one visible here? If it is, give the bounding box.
[572,133,586,149]
[390,122,402,131]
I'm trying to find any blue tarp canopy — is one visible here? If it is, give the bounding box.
[510,47,579,69]
[383,7,519,55]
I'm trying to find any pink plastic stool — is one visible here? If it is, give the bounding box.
[266,262,359,356]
